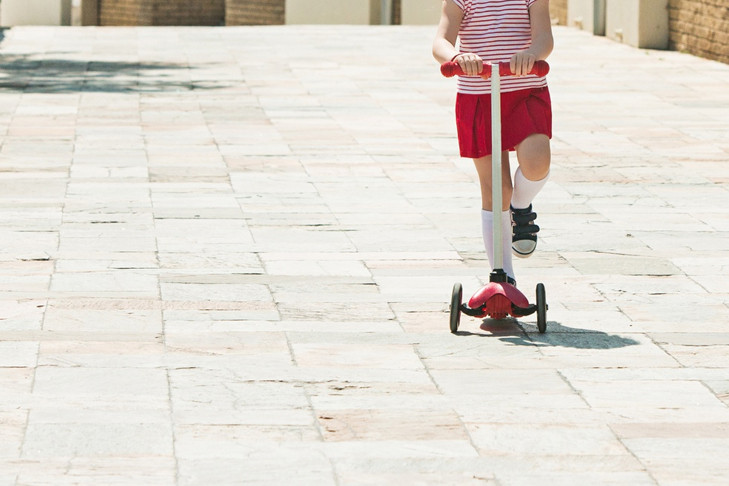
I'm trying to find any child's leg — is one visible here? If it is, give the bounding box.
[511,134,551,258]
[513,134,550,208]
[473,153,515,281]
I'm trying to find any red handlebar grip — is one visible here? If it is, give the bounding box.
[440,62,461,78]
[441,60,549,79]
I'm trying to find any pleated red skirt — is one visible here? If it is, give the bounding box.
[455,87,552,158]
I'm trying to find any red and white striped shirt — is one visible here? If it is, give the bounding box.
[452,0,548,94]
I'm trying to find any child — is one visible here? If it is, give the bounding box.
[433,0,553,285]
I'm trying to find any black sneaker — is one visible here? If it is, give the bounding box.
[511,204,539,258]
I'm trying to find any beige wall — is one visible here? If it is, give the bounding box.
[605,0,669,49]
[1,0,72,26]
[285,0,379,25]
[568,0,606,35]
[400,0,441,25]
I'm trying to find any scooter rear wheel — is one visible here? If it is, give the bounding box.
[536,283,547,333]
[449,282,462,334]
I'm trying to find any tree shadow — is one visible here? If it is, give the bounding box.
[455,319,640,350]
[0,53,232,93]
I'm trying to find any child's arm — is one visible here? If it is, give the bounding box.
[433,0,483,76]
[511,0,554,76]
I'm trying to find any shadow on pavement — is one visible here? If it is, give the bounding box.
[0,54,229,93]
[455,319,640,350]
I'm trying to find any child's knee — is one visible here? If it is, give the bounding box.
[517,135,551,178]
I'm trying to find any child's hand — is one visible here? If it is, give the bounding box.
[454,53,484,76]
[510,51,537,76]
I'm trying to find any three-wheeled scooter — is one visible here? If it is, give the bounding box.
[441,60,549,334]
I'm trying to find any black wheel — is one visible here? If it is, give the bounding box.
[536,283,547,333]
[449,282,463,334]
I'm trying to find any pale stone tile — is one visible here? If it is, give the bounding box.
[568,379,726,412]
[32,367,168,398]
[317,409,467,442]
[22,423,173,458]
[177,424,320,446]
[0,418,24,459]
[164,330,290,357]
[561,251,681,276]
[0,368,34,399]
[169,368,311,425]
[291,342,425,371]
[493,469,654,486]
[28,397,169,425]
[264,259,370,277]
[0,342,38,368]
[623,438,729,485]
[13,457,176,486]
[469,423,628,457]
[334,458,498,486]
[0,300,45,331]
[50,271,158,295]
[158,252,262,273]
[42,308,161,333]
[160,282,271,302]
[430,369,574,396]
[248,226,356,252]
[177,451,335,486]
[528,333,679,368]
[38,341,165,368]
[321,440,478,460]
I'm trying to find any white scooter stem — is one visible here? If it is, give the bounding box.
[490,62,503,271]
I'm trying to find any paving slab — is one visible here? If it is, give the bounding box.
[0,24,728,485]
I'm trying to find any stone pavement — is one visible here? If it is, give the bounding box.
[0,24,728,485]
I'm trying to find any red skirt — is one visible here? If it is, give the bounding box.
[455,87,552,158]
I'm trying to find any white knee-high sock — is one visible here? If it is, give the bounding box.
[481,210,514,280]
[511,167,549,209]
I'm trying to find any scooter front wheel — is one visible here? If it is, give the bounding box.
[536,283,547,333]
[449,282,463,334]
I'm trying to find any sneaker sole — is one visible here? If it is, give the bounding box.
[512,241,536,259]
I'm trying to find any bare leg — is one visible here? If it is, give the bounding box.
[515,133,550,182]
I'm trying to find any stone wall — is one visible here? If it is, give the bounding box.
[99,0,152,25]
[393,0,401,24]
[226,0,284,25]
[669,0,729,64]
[155,0,224,26]
[99,0,224,26]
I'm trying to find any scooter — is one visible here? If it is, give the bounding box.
[441,60,549,334]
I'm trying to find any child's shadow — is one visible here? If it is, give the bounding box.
[456,319,639,350]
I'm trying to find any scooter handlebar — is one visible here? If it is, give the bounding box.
[441,60,550,79]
